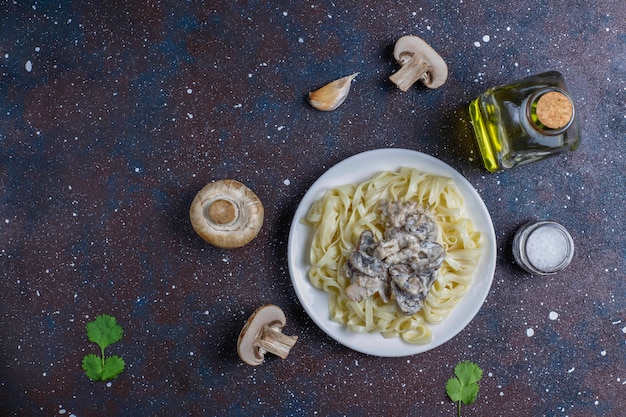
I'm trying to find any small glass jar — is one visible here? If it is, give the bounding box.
[469,71,581,172]
[513,220,574,275]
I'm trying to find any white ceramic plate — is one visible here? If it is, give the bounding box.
[287,149,496,357]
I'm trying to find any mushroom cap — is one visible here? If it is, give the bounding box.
[393,35,448,89]
[237,304,287,366]
[189,179,264,249]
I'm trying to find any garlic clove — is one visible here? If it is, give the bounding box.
[308,72,359,111]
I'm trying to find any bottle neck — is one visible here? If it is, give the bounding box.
[522,87,574,136]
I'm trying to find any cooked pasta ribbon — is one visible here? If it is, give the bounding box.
[304,167,483,345]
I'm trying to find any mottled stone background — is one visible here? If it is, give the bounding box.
[1,1,624,416]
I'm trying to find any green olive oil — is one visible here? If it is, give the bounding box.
[470,71,581,172]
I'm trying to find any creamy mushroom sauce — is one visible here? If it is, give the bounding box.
[342,201,445,315]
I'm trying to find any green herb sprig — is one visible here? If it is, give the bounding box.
[446,360,483,416]
[81,314,126,381]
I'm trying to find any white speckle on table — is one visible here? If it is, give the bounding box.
[186,88,193,94]
[567,367,575,373]
[601,350,606,356]
[277,125,285,131]
[35,46,41,52]
[622,326,626,334]
[283,179,291,186]
[526,328,534,337]
[25,60,33,72]
[482,35,490,42]
[187,113,193,119]
[298,37,304,43]
[549,311,559,320]
[474,41,481,47]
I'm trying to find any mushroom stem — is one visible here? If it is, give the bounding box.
[207,199,237,225]
[254,324,298,360]
[389,56,432,92]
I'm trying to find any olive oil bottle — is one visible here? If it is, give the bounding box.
[469,71,581,172]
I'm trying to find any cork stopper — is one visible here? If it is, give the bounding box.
[535,91,573,129]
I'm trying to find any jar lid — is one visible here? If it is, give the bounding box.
[513,220,574,275]
[535,91,573,129]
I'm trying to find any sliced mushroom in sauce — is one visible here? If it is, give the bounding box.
[342,201,446,315]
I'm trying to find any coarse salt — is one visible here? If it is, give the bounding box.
[526,226,568,270]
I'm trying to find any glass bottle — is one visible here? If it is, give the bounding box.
[469,71,581,172]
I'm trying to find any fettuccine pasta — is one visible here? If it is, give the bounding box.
[304,167,483,344]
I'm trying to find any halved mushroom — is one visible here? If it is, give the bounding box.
[189,179,264,249]
[237,304,298,366]
[389,35,448,91]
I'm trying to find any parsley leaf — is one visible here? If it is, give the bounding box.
[82,314,126,382]
[446,360,483,416]
[81,354,103,381]
[101,356,126,381]
[454,360,483,386]
[86,314,123,350]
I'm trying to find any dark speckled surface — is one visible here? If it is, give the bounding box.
[1,1,625,416]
